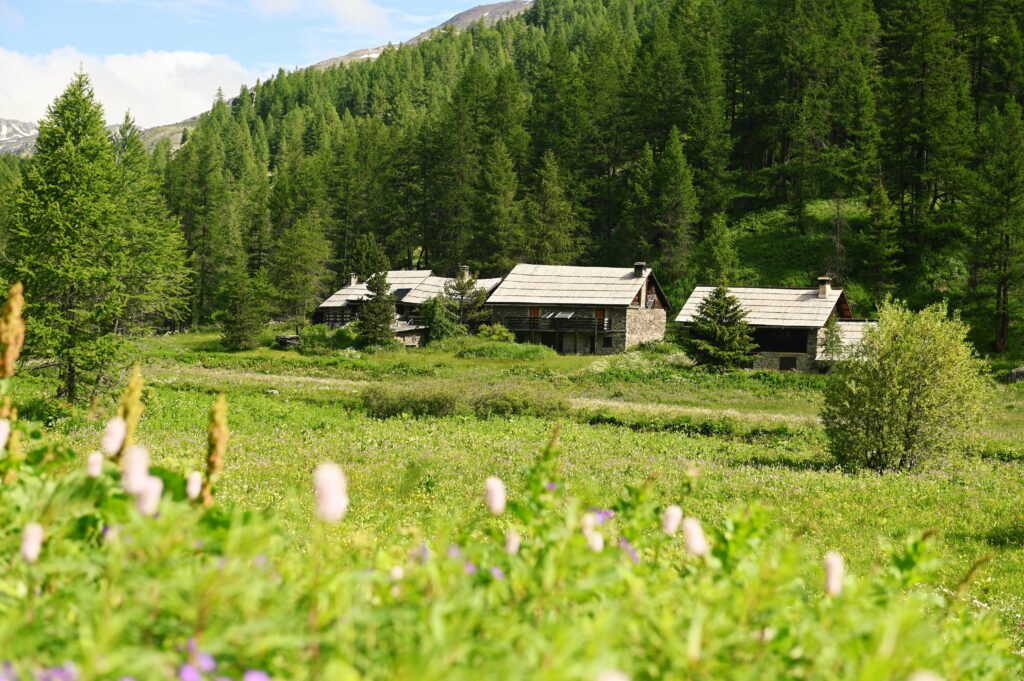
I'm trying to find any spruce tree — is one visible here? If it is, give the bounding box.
[684,284,757,370]
[522,151,581,265]
[692,214,739,285]
[443,272,490,326]
[652,128,698,283]
[269,210,332,333]
[470,140,522,276]
[356,270,397,347]
[218,269,272,351]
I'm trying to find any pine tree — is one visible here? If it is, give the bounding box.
[651,128,698,283]
[218,269,272,351]
[444,272,490,325]
[522,151,581,264]
[346,233,390,282]
[356,270,397,347]
[692,213,738,285]
[470,140,522,276]
[269,210,332,333]
[684,284,757,370]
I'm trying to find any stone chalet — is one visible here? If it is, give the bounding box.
[313,269,502,347]
[675,277,873,371]
[485,263,670,354]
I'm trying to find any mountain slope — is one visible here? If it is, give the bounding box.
[313,1,533,69]
[0,119,39,155]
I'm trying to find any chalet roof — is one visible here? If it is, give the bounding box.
[676,286,846,328]
[816,320,875,360]
[486,264,656,307]
[318,270,500,310]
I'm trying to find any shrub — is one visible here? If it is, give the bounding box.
[298,324,358,354]
[823,301,991,472]
[471,386,569,418]
[477,323,515,343]
[432,335,555,360]
[362,384,465,418]
[421,296,466,344]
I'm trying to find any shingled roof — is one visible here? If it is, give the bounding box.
[676,286,849,328]
[815,320,875,360]
[486,264,663,307]
[318,271,502,310]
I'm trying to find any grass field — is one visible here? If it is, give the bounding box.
[14,331,1024,646]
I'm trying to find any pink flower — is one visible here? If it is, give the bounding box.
[136,475,164,516]
[683,517,708,557]
[662,504,683,535]
[186,471,202,500]
[0,418,9,451]
[314,463,349,522]
[586,530,604,553]
[21,523,44,563]
[121,445,150,495]
[87,452,104,478]
[597,672,630,681]
[101,416,127,456]
[485,477,506,515]
[505,529,521,555]
[824,551,844,596]
[581,512,598,535]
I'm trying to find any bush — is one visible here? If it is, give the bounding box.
[298,324,358,354]
[823,301,992,471]
[477,323,515,343]
[471,386,570,418]
[432,335,556,360]
[362,384,465,418]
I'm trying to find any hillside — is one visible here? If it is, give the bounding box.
[0,118,38,155]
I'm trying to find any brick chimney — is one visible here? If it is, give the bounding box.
[350,273,359,287]
[459,265,470,282]
[634,262,646,278]
[817,276,832,299]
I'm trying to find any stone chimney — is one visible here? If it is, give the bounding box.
[817,276,832,299]
[350,273,359,287]
[459,265,470,282]
[634,262,647,278]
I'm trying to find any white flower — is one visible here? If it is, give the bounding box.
[121,445,150,495]
[314,463,349,522]
[136,475,164,516]
[596,672,630,681]
[390,565,405,581]
[581,512,598,535]
[186,471,203,500]
[505,529,521,556]
[662,504,683,535]
[21,523,44,563]
[683,517,708,557]
[824,551,844,596]
[0,418,10,451]
[485,476,506,515]
[87,452,104,478]
[586,530,604,553]
[908,673,944,681]
[100,416,127,456]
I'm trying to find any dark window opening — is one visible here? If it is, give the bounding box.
[602,336,613,348]
[779,356,798,371]
[754,328,808,353]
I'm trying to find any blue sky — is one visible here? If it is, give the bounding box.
[0,0,471,126]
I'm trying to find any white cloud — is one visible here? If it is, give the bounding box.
[0,46,263,127]
[251,0,391,33]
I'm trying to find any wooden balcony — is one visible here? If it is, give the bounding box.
[498,316,624,333]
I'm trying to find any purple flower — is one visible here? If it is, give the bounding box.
[619,537,640,564]
[447,545,463,559]
[243,672,271,681]
[464,561,478,575]
[410,543,430,563]
[591,509,615,525]
[544,482,558,491]
[0,663,15,681]
[253,555,267,568]
[197,653,216,673]
[490,566,505,581]
[35,665,77,681]
[178,665,201,681]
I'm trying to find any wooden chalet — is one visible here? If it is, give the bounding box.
[485,263,670,354]
[676,277,872,370]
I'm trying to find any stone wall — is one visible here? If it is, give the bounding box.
[625,308,667,349]
[752,328,819,372]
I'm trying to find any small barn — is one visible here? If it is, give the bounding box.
[313,269,502,346]
[676,277,870,371]
[485,263,670,354]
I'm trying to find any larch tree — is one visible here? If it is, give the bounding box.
[269,210,333,334]
[522,151,581,265]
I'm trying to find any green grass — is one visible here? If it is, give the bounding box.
[15,333,1024,642]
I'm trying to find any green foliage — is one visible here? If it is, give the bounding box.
[691,213,738,286]
[362,384,465,418]
[355,270,396,348]
[819,315,845,363]
[477,323,515,343]
[437,336,556,360]
[684,285,757,370]
[217,270,273,352]
[443,273,489,325]
[297,323,358,354]
[823,301,992,471]
[420,296,466,344]
[268,210,332,330]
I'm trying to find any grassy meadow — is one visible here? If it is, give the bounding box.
[13,331,1024,646]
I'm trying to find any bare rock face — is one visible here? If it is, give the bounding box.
[0,119,39,155]
[313,1,533,70]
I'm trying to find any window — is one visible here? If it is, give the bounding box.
[754,328,808,353]
[602,336,613,348]
[779,356,797,371]
[529,307,540,318]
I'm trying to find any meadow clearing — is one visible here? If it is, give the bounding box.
[13,330,1024,647]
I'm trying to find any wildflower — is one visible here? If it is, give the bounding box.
[20,523,43,563]
[490,566,505,581]
[178,665,201,681]
[581,512,598,535]
[586,531,604,553]
[136,475,164,516]
[410,543,430,563]
[0,419,9,452]
[87,452,104,478]
[485,476,506,514]
[121,445,150,495]
[464,561,478,575]
[186,471,202,500]
[683,517,708,557]
[907,673,943,681]
[0,662,16,681]
[447,545,463,559]
[662,504,683,535]
[242,672,270,681]
[824,551,844,596]
[196,653,216,673]
[545,482,558,491]
[390,566,405,580]
[313,463,349,522]
[619,537,640,564]
[0,282,25,379]
[254,555,267,568]
[35,663,77,681]
[201,394,229,508]
[505,529,521,555]
[597,672,630,681]
[100,417,127,457]
[591,508,614,525]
